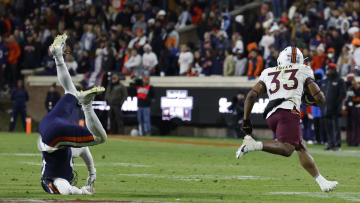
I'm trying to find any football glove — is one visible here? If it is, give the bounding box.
[242,119,253,135]
[86,168,96,187]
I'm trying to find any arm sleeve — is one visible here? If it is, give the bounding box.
[71,147,95,174]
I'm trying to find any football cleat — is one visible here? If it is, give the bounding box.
[77,86,105,105]
[49,33,68,57]
[236,135,261,159]
[319,180,338,192]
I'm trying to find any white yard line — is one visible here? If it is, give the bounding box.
[269,192,360,202]
[115,173,265,181]
[22,161,150,168]
[0,153,41,157]
[308,149,360,157]
[0,199,176,203]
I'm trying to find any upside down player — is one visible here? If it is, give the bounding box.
[236,47,338,192]
[37,33,107,195]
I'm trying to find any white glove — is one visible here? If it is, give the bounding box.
[87,168,96,187]
[81,185,94,195]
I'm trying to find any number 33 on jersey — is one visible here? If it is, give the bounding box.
[259,64,314,114]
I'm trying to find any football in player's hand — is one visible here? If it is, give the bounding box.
[302,87,316,105]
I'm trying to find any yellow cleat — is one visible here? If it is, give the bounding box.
[49,33,68,57]
[77,86,105,105]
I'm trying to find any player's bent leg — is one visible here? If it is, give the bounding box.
[296,141,318,177]
[83,104,107,144]
[78,86,107,144]
[262,141,295,157]
[236,137,295,159]
[50,33,78,96]
[40,117,96,148]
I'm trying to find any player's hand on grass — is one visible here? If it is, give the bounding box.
[87,168,96,187]
[242,119,253,135]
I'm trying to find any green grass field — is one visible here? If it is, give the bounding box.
[0,133,360,202]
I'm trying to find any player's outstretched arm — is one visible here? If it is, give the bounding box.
[305,78,325,106]
[242,81,266,134]
[71,147,96,187]
[244,81,266,120]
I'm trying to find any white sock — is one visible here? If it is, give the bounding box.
[54,56,78,96]
[82,103,107,144]
[315,174,327,185]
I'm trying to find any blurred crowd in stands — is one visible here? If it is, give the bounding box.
[2,0,360,146]
[0,0,245,90]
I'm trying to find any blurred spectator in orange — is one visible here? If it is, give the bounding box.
[0,35,8,90]
[5,35,20,88]
[311,44,326,71]
[247,49,263,79]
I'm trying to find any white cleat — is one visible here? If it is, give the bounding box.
[49,33,68,57]
[77,86,105,105]
[319,180,338,192]
[236,135,260,159]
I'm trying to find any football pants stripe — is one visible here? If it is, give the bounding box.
[49,136,95,147]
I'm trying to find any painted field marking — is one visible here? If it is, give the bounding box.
[109,136,240,147]
[309,149,360,157]
[0,199,176,203]
[114,173,265,181]
[0,153,41,157]
[269,192,360,202]
[22,161,150,168]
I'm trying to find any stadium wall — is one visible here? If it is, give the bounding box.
[26,76,352,138]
